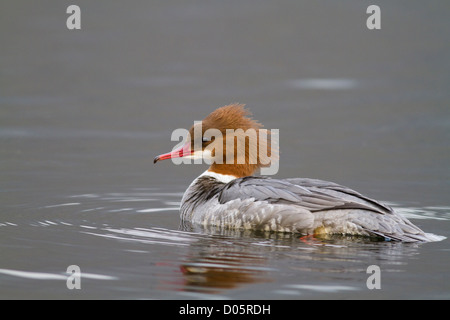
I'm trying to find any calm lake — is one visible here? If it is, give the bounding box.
[1,0,449,299]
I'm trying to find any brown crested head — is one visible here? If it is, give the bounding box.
[187,103,276,178]
[202,103,262,133]
[154,103,277,178]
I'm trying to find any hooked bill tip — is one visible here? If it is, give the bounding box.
[153,156,160,164]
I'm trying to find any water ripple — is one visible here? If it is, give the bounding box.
[0,268,117,281]
[82,226,197,247]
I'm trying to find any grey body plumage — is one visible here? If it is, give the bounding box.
[181,172,441,242]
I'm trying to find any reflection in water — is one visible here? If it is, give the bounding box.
[178,222,295,292]
[3,191,445,298]
[178,221,424,294]
[180,242,273,292]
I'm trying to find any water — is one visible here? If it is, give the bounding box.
[1,0,449,299]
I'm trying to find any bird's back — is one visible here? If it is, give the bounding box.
[181,174,442,242]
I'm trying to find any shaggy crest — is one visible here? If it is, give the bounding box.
[188,104,278,177]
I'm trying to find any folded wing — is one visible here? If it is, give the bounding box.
[217,176,430,241]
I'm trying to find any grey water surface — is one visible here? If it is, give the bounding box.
[1,0,449,299]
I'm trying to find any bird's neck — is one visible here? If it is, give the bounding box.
[208,163,258,179]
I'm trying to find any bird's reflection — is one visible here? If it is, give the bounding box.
[179,223,276,292]
[180,248,271,291]
[178,220,422,293]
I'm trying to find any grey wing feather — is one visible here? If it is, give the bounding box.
[217,177,430,241]
[285,178,393,213]
[219,177,389,214]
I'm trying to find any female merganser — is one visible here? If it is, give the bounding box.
[154,104,442,242]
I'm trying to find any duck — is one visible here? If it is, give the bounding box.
[154,103,443,242]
